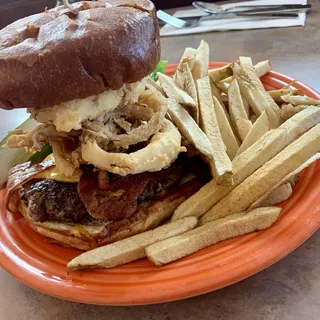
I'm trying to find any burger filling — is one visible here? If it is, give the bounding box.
[5,69,199,228]
[28,78,147,133]
[19,156,207,224]
[7,84,181,178]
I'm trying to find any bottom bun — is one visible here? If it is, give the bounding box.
[19,180,201,251]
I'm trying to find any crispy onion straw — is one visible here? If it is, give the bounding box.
[82,119,182,176]
[84,90,167,149]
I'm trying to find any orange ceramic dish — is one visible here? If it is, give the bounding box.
[0,63,319,305]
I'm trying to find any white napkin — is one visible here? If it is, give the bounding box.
[160,0,307,36]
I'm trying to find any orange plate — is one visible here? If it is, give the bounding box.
[0,63,320,305]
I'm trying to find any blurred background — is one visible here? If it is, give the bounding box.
[0,0,56,29]
[0,0,203,30]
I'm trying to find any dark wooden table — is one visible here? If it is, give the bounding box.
[0,1,319,319]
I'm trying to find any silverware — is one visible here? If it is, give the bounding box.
[192,2,311,15]
[157,10,299,29]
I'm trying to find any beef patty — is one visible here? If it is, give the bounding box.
[21,159,186,223]
[77,161,184,221]
[22,179,89,223]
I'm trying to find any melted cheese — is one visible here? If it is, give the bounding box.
[34,166,82,183]
[33,155,81,182]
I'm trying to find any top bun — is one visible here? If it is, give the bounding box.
[0,0,160,110]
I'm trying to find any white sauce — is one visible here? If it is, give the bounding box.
[29,79,146,132]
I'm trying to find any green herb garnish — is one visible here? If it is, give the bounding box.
[150,60,168,81]
[29,143,53,164]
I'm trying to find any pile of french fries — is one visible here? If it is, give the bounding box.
[67,40,320,271]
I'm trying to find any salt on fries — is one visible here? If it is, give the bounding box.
[67,40,320,271]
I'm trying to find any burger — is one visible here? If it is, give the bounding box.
[1,0,206,251]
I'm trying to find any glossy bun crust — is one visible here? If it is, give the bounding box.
[0,0,160,110]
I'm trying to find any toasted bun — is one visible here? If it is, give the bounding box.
[18,180,201,251]
[0,0,160,110]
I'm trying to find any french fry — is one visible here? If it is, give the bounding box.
[192,40,209,81]
[210,78,226,108]
[235,110,270,156]
[235,57,281,128]
[280,104,308,121]
[171,107,320,221]
[287,175,299,188]
[228,78,252,141]
[175,62,199,124]
[261,100,280,129]
[200,123,320,224]
[182,63,198,104]
[145,77,165,96]
[146,207,281,266]
[67,216,198,271]
[208,63,234,82]
[255,183,292,207]
[183,63,199,123]
[253,60,272,77]
[213,96,240,160]
[173,68,185,90]
[197,76,233,185]
[250,152,320,209]
[222,60,271,84]
[157,73,196,108]
[281,95,320,106]
[167,98,214,159]
[216,81,229,94]
[233,107,320,186]
[268,88,302,104]
[242,96,250,117]
[178,47,197,70]
[209,79,238,154]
